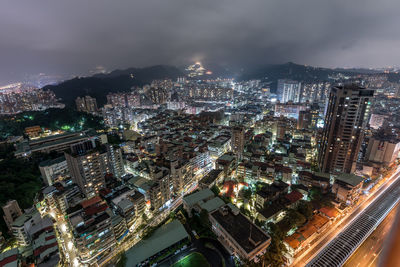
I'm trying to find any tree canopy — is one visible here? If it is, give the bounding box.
[0,108,104,138]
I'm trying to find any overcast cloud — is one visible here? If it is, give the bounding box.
[1,0,400,83]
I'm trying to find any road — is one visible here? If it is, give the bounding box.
[48,209,81,267]
[305,168,400,267]
[343,203,398,267]
[47,179,200,266]
[292,167,400,267]
[99,183,199,266]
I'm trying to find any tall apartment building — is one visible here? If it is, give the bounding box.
[149,173,171,211]
[75,95,98,114]
[65,141,108,198]
[39,156,69,186]
[277,79,301,103]
[106,144,125,178]
[318,85,374,173]
[232,126,245,160]
[170,160,193,195]
[2,200,22,231]
[297,110,312,130]
[66,196,115,265]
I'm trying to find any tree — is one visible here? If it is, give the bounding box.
[297,200,314,219]
[267,222,285,241]
[278,209,306,233]
[309,187,322,201]
[0,108,105,138]
[142,213,148,223]
[242,188,252,199]
[211,185,220,196]
[116,252,127,267]
[287,209,306,227]
[263,223,287,267]
[199,209,210,227]
[107,133,122,145]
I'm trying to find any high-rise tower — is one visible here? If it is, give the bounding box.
[318,85,373,173]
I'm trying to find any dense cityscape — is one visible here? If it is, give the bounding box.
[1,61,400,267]
[3,1,400,267]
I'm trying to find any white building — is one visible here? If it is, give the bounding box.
[277,79,301,103]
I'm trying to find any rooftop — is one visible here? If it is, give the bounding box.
[285,191,303,204]
[39,155,66,167]
[199,197,225,213]
[200,169,223,186]
[183,188,215,207]
[218,153,235,163]
[117,198,134,212]
[125,220,189,266]
[210,205,270,254]
[335,173,364,187]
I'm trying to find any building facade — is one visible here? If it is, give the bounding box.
[318,85,373,173]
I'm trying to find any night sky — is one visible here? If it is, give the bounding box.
[1,0,400,83]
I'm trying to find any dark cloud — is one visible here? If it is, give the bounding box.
[1,0,400,83]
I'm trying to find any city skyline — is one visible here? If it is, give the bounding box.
[2,1,400,266]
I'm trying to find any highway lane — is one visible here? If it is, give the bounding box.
[343,203,398,267]
[292,167,400,267]
[306,170,400,267]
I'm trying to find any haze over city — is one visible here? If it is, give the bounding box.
[2,0,400,84]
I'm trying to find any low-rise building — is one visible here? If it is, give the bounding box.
[32,230,60,266]
[199,169,224,189]
[209,205,271,262]
[255,180,289,209]
[332,173,364,205]
[112,214,128,243]
[12,210,53,247]
[365,132,400,168]
[298,171,330,192]
[284,214,329,257]
[125,220,189,266]
[54,184,83,213]
[216,153,236,180]
[183,188,215,216]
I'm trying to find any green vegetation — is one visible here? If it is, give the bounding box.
[171,252,210,267]
[0,147,43,237]
[211,185,220,196]
[239,205,255,221]
[278,209,306,233]
[310,187,334,208]
[297,200,314,220]
[187,209,216,239]
[0,108,104,138]
[260,222,287,267]
[260,200,315,266]
[116,252,127,267]
[107,133,123,145]
[242,188,252,199]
